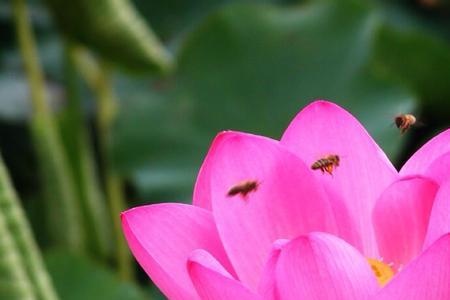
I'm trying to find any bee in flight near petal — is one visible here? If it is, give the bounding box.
[227,180,259,198]
[395,114,416,134]
[311,155,340,176]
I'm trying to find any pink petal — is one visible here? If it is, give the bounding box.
[276,232,379,300]
[192,152,212,210]
[377,233,450,300]
[257,239,289,300]
[121,204,234,300]
[208,131,358,288]
[187,249,261,300]
[373,176,438,269]
[281,100,398,256]
[400,128,450,175]
[424,179,450,249]
[193,132,235,210]
[424,151,450,185]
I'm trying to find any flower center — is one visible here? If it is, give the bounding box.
[367,258,394,286]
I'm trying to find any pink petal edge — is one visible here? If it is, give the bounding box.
[373,175,438,269]
[424,151,450,185]
[193,132,236,210]
[424,178,450,249]
[281,100,398,257]
[376,233,450,300]
[400,128,450,176]
[121,203,234,300]
[257,239,289,300]
[187,249,261,300]
[275,232,379,300]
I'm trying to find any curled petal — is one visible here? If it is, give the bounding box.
[121,204,234,300]
[275,232,379,300]
[377,233,450,300]
[424,179,450,249]
[257,239,289,300]
[373,176,438,269]
[187,249,261,300]
[193,132,236,210]
[424,151,450,185]
[281,100,397,256]
[400,128,450,175]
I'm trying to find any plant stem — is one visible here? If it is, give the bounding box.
[72,49,133,280]
[61,43,112,260]
[0,201,35,300]
[0,154,58,300]
[95,62,133,281]
[13,0,84,252]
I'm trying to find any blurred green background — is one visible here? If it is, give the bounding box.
[1,0,450,299]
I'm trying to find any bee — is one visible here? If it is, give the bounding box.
[311,155,340,176]
[227,180,259,198]
[395,114,416,134]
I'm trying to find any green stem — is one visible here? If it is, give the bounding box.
[61,43,112,260]
[12,0,48,117]
[73,49,133,280]
[95,63,133,281]
[13,0,84,252]
[0,154,58,300]
[105,170,131,281]
[0,208,35,300]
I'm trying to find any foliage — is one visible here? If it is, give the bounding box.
[44,0,173,73]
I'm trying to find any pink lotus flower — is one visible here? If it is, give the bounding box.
[121,101,450,300]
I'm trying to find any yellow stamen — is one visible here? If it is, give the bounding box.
[367,258,394,286]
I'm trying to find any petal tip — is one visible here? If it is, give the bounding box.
[120,206,141,222]
[304,99,343,111]
[309,99,337,105]
[187,249,207,265]
[210,131,247,150]
[214,130,242,141]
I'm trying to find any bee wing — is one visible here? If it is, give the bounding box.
[415,119,426,128]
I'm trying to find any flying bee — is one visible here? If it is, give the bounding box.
[395,114,416,134]
[311,155,340,176]
[227,180,259,198]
